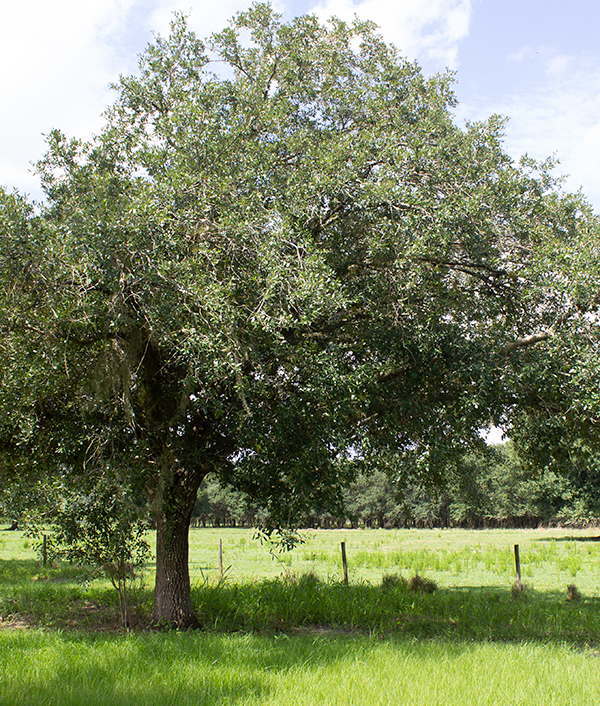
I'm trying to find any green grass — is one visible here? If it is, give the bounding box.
[1,630,600,706]
[3,525,600,704]
[190,579,600,643]
[184,526,600,594]
[6,524,600,592]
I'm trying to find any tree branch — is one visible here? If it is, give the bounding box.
[500,332,550,355]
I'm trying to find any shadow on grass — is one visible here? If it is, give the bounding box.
[545,535,600,543]
[0,559,153,630]
[0,559,90,584]
[2,559,600,645]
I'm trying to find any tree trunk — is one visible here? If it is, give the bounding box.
[152,511,198,628]
[152,467,204,629]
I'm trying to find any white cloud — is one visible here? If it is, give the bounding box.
[0,0,142,196]
[506,46,538,64]
[546,54,574,79]
[310,0,472,68]
[457,54,600,212]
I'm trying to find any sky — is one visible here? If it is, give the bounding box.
[2,0,600,211]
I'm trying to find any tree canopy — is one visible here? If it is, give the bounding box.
[1,3,599,627]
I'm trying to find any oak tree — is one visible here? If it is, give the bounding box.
[1,3,597,627]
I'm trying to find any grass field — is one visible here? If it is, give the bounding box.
[2,525,600,705]
[184,525,600,593]
[4,524,600,591]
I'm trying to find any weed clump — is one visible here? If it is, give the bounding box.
[566,584,581,602]
[408,574,437,594]
[381,574,407,591]
[298,571,321,586]
[282,570,321,586]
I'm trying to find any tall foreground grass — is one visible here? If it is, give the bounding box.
[2,630,600,706]
[191,578,600,643]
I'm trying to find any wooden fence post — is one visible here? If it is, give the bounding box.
[341,541,348,585]
[514,544,521,590]
[42,534,47,567]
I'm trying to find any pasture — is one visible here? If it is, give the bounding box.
[184,525,600,592]
[2,525,600,705]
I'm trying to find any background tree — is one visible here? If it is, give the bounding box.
[343,471,402,528]
[1,3,598,627]
[192,476,252,527]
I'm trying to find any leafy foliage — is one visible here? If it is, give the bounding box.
[49,479,150,627]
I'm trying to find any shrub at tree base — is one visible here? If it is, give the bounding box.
[49,480,150,628]
[408,575,438,594]
[380,574,407,591]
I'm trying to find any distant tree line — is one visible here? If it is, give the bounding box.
[191,443,600,530]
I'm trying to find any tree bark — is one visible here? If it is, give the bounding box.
[152,467,205,629]
[152,512,198,628]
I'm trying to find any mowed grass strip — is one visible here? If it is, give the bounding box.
[1,630,600,706]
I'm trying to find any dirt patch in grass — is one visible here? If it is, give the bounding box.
[290,625,364,637]
[0,615,32,630]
